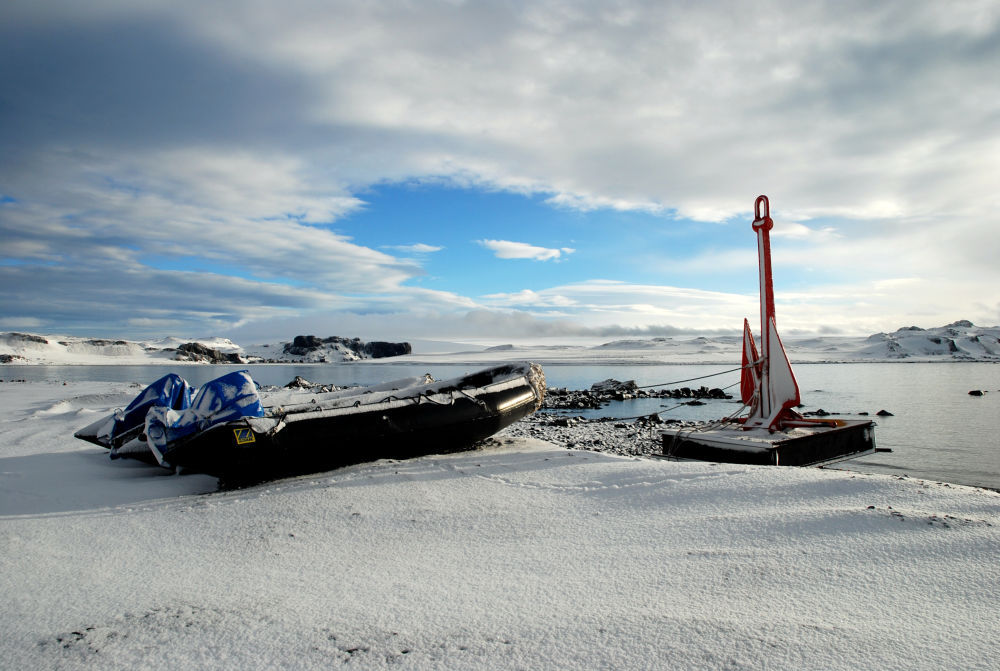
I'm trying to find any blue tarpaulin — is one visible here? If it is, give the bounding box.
[144,370,265,466]
[108,373,192,458]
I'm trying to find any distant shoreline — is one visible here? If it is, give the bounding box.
[4,358,1000,367]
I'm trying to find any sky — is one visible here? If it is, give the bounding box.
[2,0,998,344]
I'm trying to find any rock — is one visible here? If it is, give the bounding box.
[364,341,412,358]
[968,389,984,396]
[590,378,638,393]
[876,409,894,416]
[6,332,48,344]
[290,335,324,351]
[286,376,313,389]
[283,335,411,359]
[174,342,243,364]
[541,377,731,411]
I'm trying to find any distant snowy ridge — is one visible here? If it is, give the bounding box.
[857,320,1000,360]
[0,333,169,365]
[586,322,1000,363]
[0,332,412,365]
[2,321,998,365]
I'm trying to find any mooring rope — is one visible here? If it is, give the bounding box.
[635,364,749,390]
[552,377,748,424]
[665,400,752,457]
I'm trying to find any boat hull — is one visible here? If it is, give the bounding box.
[661,419,876,467]
[163,363,545,480]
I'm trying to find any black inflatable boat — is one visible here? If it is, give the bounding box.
[76,362,545,479]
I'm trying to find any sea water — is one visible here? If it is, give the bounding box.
[4,362,998,490]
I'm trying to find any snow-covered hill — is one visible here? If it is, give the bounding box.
[856,320,1000,360]
[590,322,1000,363]
[414,322,1000,365]
[2,321,998,365]
[0,333,413,365]
[0,333,177,365]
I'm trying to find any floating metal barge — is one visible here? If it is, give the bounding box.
[662,419,876,466]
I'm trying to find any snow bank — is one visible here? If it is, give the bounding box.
[1,381,998,670]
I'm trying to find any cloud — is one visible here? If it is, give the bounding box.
[0,316,44,329]
[12,0,997,227]
[478,240,575,261]
[481,289,578,308]
[1,1,998,339]
[382,243,444,254]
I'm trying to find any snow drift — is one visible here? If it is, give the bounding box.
[1,380,998,670]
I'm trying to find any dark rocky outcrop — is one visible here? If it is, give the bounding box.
[7,332,48,345]
[591,379,639,394]
[283,335,412,359]
[286,375,313,388]
[543,379,731,411]
[174,342,244,364]
[285,335,325,354]
[364,340,412,358]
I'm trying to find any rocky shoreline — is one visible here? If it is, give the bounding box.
[495,377,721,458]
[544,377,731,410]
[495,411,686,458]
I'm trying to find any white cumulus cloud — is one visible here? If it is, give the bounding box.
[478,240,575,261]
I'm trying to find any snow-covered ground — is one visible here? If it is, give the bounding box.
[2,380,998,669]
[3,320,999,366]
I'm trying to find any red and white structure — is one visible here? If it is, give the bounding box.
[661,194,876,466]
[740,195,802,432]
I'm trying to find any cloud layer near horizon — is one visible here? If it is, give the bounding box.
[2,1,998,340]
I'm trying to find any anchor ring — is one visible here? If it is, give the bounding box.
[752,194,773,231]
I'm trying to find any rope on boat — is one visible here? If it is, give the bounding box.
[414,388,487,409]
[416,392,455,405]
[457,387,489,409]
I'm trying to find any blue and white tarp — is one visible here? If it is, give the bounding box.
[144,370,265,466]
[107,373,192,458]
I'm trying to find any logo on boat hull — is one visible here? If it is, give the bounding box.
[233,427,256,445]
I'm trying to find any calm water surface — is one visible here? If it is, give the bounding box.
[4,362,998,490]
